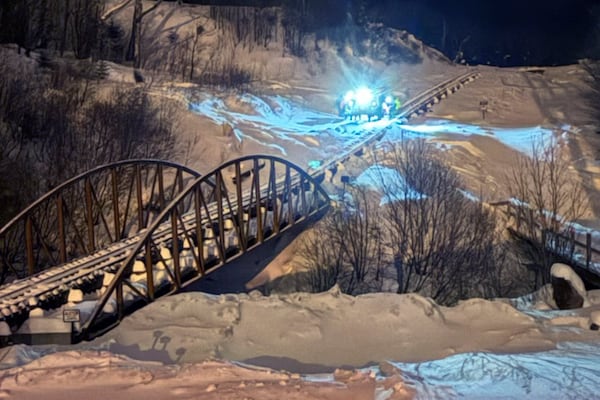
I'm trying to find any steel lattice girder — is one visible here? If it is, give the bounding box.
[80,155,330,340]
[0,160,201,284]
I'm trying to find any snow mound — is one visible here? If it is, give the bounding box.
[0,345,45,369]
[81,288,599,372]
[355,164,424,204]
[394,341,600,399]
[0,350,391,400]
[551,263,591,308]
[551,263,588,297]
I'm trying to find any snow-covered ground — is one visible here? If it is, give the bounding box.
[1,286,600,399]
[2,2,600,398]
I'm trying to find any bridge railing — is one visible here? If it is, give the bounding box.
[400,70,480,119]
[0,160,201,284]
[78,155,330,339]
[309,70,480,183]
[492,200,600,274]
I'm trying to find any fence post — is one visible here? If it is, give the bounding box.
[586,233,592,270]
[542,228,547,246]
[569,228,575,261]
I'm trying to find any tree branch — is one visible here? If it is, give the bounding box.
[141,0,163,18]
[101,0,133,21]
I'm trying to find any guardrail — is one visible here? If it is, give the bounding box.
[400,71,479,118]
[309,70,480,181]
[491,200,600,275]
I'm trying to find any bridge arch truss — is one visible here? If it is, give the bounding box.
[74,155,330,339]
[0,160,201,284]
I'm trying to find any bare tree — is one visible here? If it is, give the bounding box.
[69,0,102,59]
[301,185,387,295]
[300,227,346,293]
[506,135,588,287]
[580,59,600,133]
[377,139,504,305]
[0,0,103,59]
[101,0,162,68]
[0,57,177,225]
[297,138,511,304]
[189,24,204,81]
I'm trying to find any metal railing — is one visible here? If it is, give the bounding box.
[77,155,330,339]
[491,200,600,274]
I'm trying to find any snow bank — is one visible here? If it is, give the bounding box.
[81,287,600,372]
[551,263,591,308]
[394,341,600,399]
[392,119,555,156]
[2,287,600,399]
[0,350,394,400]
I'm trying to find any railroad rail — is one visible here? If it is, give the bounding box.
[0,69,480,343]
[310,70,480,182]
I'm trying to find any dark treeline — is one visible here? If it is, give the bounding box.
[0,1,117,60]
[167,0,600,66]
[167,0,282,5]
[4,1,596,66]
[0,54,178,226]
[0,0,350,60]
[0,1,180,226]
[0,0,369,65]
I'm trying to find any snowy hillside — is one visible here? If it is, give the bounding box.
[1,1,600,399]
[103,2,599,219]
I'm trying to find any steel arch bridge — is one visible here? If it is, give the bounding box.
[0,70,480,344]
[0,160,201,285]
[0,156,330,341]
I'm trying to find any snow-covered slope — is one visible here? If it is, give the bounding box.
[1,286,600,399]
[2,2,600,399]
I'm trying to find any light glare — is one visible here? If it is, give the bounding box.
[355,87,373,106]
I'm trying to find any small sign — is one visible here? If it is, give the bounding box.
[479,100,489,120]
[63,309,80,323]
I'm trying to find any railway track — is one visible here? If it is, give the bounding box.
[0,69,480,342]
[310,70,480,181]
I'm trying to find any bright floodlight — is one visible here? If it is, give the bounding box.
[385,95,393,104]
[344,90,355,102]
[355,87,373,107]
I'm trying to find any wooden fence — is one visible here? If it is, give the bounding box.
[490,201,600,274]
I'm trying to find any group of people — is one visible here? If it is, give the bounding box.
[336,90,402,121]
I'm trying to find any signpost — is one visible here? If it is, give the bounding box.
[63,309,80,343]
[63,309,80,323]
[480,100,488,120]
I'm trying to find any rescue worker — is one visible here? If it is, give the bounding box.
[394,97,402,116]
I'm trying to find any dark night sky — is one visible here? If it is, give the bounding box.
[366,0,599,65]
